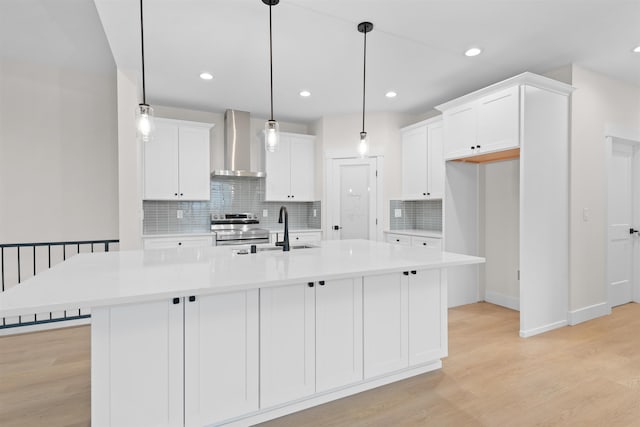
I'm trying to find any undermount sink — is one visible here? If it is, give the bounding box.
[233,244,318,255]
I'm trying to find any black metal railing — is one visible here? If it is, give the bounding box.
[0,239,119,329]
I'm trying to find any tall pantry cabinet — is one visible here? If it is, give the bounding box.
[436,72,573,337]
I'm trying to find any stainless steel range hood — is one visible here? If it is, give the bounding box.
[212,110,266,177]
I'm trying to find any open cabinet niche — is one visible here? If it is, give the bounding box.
[439,72,573,337]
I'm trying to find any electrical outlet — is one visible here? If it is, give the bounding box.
[263,209,268,217]
[313,209,317,217]
[394,209,402,218]
[177,210,184,219]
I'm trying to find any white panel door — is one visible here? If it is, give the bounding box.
[329,158,377,240]
[143,121,179,200]
[265,136,292,201]
[91,299,184,427]
[178,126,211,200]
[427,121,445,199]
[184,291,259,426]
[260,283,316,408]
[408,270,446,365]
[401,124,428,199]
[290,135,316,201]
[477,85,520,154]
[443,103,476,160]
[608,142,635,307]
[315,278,363,392]
[363,273,408,378]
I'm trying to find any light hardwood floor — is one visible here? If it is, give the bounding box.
[1,302,639,427]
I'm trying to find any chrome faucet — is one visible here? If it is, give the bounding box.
[275,206,290,251]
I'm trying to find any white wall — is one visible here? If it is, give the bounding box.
[569,66,640,312]
[0,60,118,243]
[481,159,520,309]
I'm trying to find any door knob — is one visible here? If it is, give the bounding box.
[631,228,639,234]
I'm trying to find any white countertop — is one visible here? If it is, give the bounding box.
[385,229,443,238]
[0,239,482,317]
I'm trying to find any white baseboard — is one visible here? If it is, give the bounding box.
[519,319,568,338]
[568,302,610,326]
[484,290,520,311]
[0,317,91,336]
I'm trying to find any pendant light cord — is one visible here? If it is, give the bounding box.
[140,0,146,105]
[269,3,274,121]
[362,28,367,133]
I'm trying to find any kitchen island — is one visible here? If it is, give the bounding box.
[0,239,483,427]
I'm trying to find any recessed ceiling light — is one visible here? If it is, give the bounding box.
[199,72,213,80]
[465,47,482,57]
[385,91,397,98]
[633,46,640,53]
[299,90,311,97]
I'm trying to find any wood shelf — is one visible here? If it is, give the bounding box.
[450,148,520,164]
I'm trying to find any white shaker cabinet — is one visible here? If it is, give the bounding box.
[363,270,446,378]
[264,133,315,201]
[401,117,444,200]
[143,118,212,201]
[260,283,316,407]
[184,291,259,426]
[442,85,519,160]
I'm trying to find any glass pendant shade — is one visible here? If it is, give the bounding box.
[137,104,155,142]
[358,131,369,158]
[265,119,280,152]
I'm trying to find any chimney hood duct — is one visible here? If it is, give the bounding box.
[212,110,266,177]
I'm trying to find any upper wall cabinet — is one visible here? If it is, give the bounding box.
[143,118,213,201]
[440,84,520,160]
[401,117,444,200]
[264,133,315,202]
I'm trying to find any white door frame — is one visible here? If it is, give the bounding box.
[324,156,384,241]
[605,126,640,307]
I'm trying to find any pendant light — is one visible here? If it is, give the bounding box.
[263,0,280,152]
[136,0,154,142]
[357,21,373,158]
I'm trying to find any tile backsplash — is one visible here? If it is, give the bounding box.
[143,177,321,234]
[389,199,442,231]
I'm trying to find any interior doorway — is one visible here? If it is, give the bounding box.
[326,157,382,241]
[607,137,640,307]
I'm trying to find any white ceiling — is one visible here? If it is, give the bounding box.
[4,0,640,124]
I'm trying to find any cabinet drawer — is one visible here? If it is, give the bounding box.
[277,231,322,244]
[143,236,213,250]
[386,233,411,246]
[411,237,442,250]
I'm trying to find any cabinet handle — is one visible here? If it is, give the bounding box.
[174,193,178,196]
[423,242,427,246]
[470,146,475,150]
[308,282,314,287]
[172,297,180,305]
[476,145,481,149]
[296,237,299,240]
[180,193,183,196]
[427,192,430,196]
[178,242,182,246]
[291,195,294,198]
[396,239,400,242]
[403,271,409,276]
[423,192,426,196]
[319,280,325,286]
[411,270,417,275]
[189,296,196,302]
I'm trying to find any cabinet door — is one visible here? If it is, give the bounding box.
[443,103,476,160]
[178,126,211,200]
[315,278,363,392]
[477,85,520,153]
[408,270,447,365]
[427,122,445,199]
[289,136,315,201]
[401,125,428,199]
[363,273,408,378]
[260,283,315,407]
[143,121,180,200]
[265,136,292,201]
[91,299,184,427]
[184,291,259,426]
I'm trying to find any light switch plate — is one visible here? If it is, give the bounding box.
[262,209,268,217]
[313,209,317,217]
[394,209,402,218]
[177,210,184,219]
[583,208,590,222]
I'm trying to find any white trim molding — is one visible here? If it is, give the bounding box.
[568,302,611,326]
[0,317,91,336]
[484,291,520,311]
[519,320,568,338]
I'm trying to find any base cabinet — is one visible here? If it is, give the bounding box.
[92,271,445,426]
